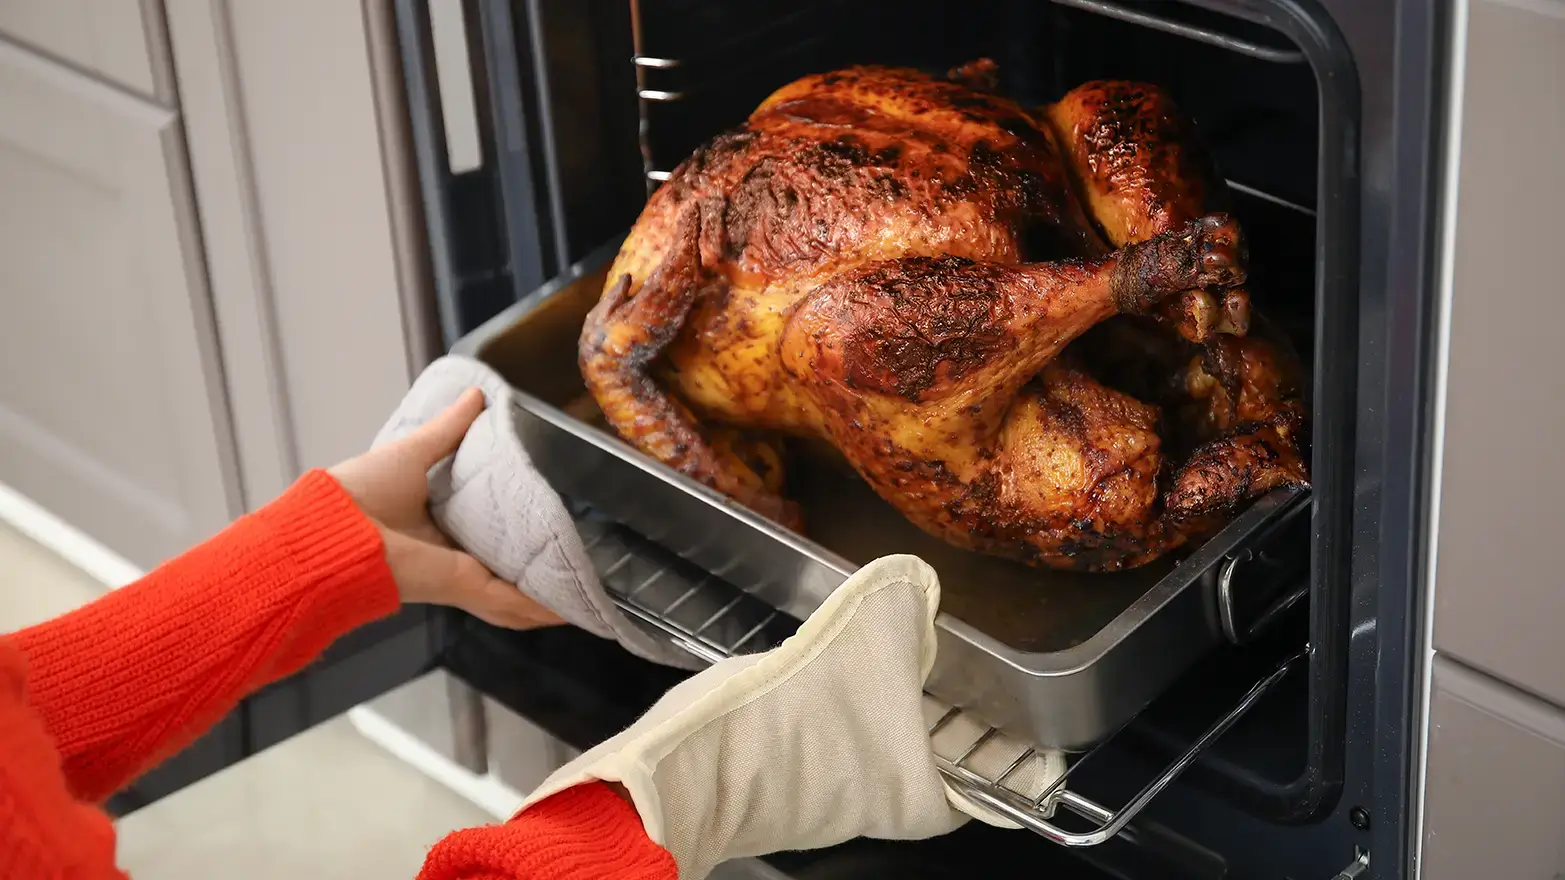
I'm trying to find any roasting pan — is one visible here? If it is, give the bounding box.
[453,239,1310,751]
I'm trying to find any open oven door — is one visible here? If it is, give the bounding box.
[104,606,452,816]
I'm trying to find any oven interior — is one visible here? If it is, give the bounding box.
[397,0,1359,849]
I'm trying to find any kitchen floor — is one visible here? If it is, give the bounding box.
[0,524,496,879]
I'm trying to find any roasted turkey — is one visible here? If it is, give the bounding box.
[579,64,1308,571]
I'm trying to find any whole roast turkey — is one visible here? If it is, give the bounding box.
[579,63,1308,572]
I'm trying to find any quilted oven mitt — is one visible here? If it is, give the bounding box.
[373,354,705,670]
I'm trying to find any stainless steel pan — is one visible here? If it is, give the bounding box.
[453,241,1309,751]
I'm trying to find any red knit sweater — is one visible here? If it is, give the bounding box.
[0,470,677,880]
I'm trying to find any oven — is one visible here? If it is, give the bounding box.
[108,1,1453,877]
[391,0,1448,877]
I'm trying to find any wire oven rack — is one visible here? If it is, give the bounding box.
[630,0,1312,203]
[575,512,1304,848]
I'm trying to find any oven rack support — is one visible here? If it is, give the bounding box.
[576,515,1305,848]
[630,0,1308,192]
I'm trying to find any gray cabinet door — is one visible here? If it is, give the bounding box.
[0,0,171,100]
[1431,0,1565,704]
[0,38,239,569]
[1421,657,1565,879]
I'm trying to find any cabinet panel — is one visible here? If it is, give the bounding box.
[1432,0,1565,704]
[0,0,168,100]
[217,1,419,470]
[485,695,578,795]
[364,670,485,772]
[161,0,439,505]
[1421,656,1565,879]
[0,40,238,568]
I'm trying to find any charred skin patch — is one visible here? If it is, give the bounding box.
[663,65,1100,277]
[798,256,1019,402]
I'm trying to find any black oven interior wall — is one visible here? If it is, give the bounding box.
[395,0,1396,876]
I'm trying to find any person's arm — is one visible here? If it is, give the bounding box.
[1,469,673,880]
[4,636,672,880]
[418,784,677,880]
[10,470,401,803]
[1,388,668,878]
[0,638,127,879]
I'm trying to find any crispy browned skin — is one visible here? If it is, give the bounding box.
[582,65,1100,531]
[1164,319,1309,521]
[778,232,1244,569]
[581,64,1285,570]
[1180,318,1307,443]
[1048,81,1310,524]
[1047,81,1250,342]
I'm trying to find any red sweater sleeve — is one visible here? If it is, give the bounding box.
[0,638,125,879]
[0,468,678,880]
[10,470,401,802]
[418,784,677,880]
[0,470,398,879]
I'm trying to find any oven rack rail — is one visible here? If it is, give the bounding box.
[575,514,1304,848]
[630,0,1314,218]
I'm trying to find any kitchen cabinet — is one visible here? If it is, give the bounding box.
[0,0,172,101]
[1421,1,1565,875]
[0,37,239,569]
[0,1,436,570]
[163,0,436,502]
[1420,656,1565,878]
[1431,0,1565,707]
[485,694,580,793]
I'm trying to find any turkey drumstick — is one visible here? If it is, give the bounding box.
[1047,81,1251,342]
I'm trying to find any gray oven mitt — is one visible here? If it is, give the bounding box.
[373,355,704,670]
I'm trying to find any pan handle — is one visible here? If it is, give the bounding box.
[1215,489,1312,645]
[937,648,1305,846]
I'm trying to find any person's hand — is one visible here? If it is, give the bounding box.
[512,556,1061,879]
[329,388,564,630]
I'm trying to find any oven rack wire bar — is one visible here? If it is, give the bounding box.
[1051,0,1305,64]
[575,515,1304,847]
[628,0,1314,213]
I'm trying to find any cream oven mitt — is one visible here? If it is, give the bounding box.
[374,355,704,670]
[518,555,1065,880]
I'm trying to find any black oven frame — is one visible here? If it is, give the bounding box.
[109,2,1452,877]
[415,0,1362,820]
[389,0,1445,875]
